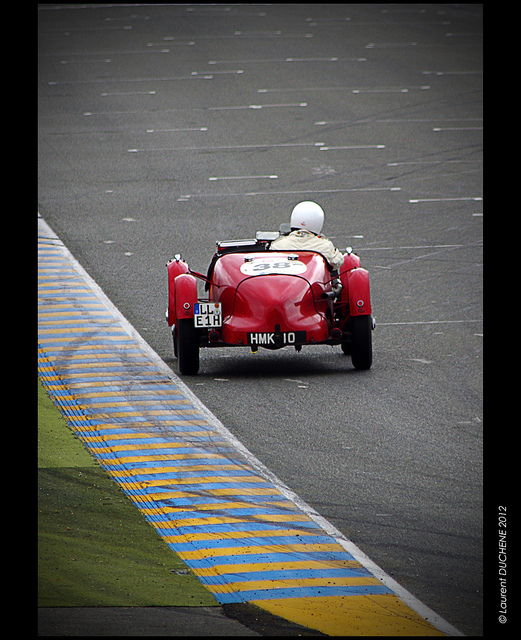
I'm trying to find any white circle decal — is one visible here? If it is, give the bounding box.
[240,256,307,276]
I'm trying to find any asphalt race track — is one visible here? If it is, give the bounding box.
[38,4,483,635]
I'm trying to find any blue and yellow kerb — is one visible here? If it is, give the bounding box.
[37,219,453,636]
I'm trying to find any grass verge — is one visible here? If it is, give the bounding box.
[38,378,217,608]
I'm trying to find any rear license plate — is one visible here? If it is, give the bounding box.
[247,331,306,346]
[194,303,222,327]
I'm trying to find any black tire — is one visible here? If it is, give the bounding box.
[350,315,372,370]
[177,319,199,375]
[172,327,178,358]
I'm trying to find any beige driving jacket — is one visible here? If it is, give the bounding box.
[270,229,344,271]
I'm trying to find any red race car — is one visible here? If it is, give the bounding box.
[166,231,374,375]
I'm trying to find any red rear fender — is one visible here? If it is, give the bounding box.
[341,252,361,271]
[174,273,198,322]
[345,268,372,316]
[339,252,362,308]
[166,259,189,326]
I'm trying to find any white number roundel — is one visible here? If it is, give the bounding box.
[240,256,307,276]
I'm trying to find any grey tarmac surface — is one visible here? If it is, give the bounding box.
[38,607,262,637]
[38,4,483,636]
[38,604,328,636]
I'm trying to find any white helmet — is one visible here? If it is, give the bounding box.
[290,201,324,235]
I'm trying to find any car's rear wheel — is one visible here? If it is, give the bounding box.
[350,315,372,370]
[172,326,178,358]
[177,319,199,375]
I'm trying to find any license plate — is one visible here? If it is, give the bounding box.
[194,303,222,327]
[247,331,306,346]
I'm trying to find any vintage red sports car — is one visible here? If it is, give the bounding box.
[166,232,374,374]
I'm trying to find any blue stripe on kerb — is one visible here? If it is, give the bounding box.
[199,567,374,583]
[146,508,316,522]
[167,535,337,552]
[179,551,358,569]
[213,585,393,604]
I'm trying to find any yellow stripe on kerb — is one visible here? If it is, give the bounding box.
[177,543,345,561]
[192,559,364,577]
[255,595,445,636]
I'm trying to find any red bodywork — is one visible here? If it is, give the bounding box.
[167,242,372,359]
[210,252,332,346]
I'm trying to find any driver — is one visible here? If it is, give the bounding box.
[270,201,344,271]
